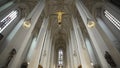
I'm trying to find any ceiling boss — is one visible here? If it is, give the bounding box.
[55,11,65,25]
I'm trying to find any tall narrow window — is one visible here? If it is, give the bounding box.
[104,10,120,30]
[58,49,63,68]
[0,10,18,33]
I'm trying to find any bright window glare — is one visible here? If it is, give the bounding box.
[104,10,120,30]
[0,10,18,33]
[58,49,63,65]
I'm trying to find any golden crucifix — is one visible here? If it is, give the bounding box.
[55,11,65,23]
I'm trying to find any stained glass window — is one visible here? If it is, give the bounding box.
[58,49,63,68]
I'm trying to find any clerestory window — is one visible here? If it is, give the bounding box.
[104,10,120,30]
[0,10,18,33]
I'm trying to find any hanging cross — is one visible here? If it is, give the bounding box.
[55,11,65,23]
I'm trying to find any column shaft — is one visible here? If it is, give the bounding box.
[9,0,45,68]
[27,17,49,68]
[75,0,109,67]
[72,17,92,68]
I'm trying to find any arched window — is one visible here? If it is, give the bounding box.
[0,10,18,33]
[104,10,120,30]
[58,49,63,68]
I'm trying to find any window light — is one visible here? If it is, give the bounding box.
[58,49,63,65]
[104,10,120,30]
[0,10,18,33]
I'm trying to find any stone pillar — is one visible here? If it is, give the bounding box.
[66,42,71,68]
[0,18,25,67]
[39,31,48,67]
[8,0,45,68]
[68,38,74,68]
[50,41,55,68]
[75,0,109,67]
[26,35,37,62]
[66,43,69,68]
[96,18,120,67]
[39,30,51,68]
[72,29,81,65]
[70,30,80,68]
[46,35,52,68]
[72,17,92,68]
[27,17,49,68]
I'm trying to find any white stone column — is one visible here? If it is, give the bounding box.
[9,0,45,68]
[68,38,74,68]
[96,18,120,67]
[66,42,71,68]
[27,17,49,68]
[72,17,92,68]
[50,42,55,68]
[75,0,109,67]
[39,31,48,67]
[70,30,80,68]
[72,30,81,65]
[54,44,58,68]
[46,36,52,68]
[0,18,25,66]
[26,35,37,62]
[39,30,51,68]
[85,38,98,66]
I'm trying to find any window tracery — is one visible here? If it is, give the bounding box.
[104,10,120,30]
[58,49,63,68]
[0,10,18,33]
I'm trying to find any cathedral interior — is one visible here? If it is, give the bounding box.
[0,0,120,68]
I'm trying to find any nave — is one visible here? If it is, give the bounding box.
[0,0,120,68]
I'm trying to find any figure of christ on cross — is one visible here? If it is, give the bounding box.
[55,11,65,24]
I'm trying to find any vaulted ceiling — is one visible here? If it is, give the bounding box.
[1,0,119,53]
[45,0,75,49]
[45,0,75,42]
[17,0,104,48]
[2,0,115,48]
